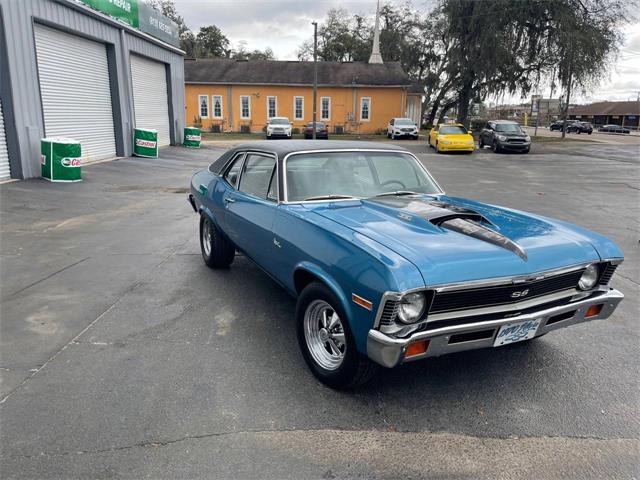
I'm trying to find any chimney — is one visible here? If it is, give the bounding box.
[368,0,383,64]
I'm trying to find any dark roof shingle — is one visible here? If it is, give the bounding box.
[185,58,411,87]
[568,101,640,116]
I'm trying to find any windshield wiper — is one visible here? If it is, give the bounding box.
[304,194,358,201]
[373,191,420,197]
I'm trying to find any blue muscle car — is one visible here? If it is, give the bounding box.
[189,141,624,389]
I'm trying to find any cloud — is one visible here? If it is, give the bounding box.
[174,0,640,102]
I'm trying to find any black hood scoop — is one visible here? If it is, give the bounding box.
[368,196,528,260]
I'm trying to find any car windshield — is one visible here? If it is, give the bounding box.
[285,151,441,202]
[306,122,325,127]
[270,118,290,125]
[439,125,467,135]
[394,119,414,126]
[495,123,523,132]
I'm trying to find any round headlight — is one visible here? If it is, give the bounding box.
[497,135,507,141]
[397,292,426,324]
[578,264,599,290]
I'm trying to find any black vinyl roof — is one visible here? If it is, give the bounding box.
[209,140,410,174]
[185,58,411,87]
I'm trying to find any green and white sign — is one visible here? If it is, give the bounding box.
[79,0,180,47]
[80,0,139,27]
[183,127,201,148]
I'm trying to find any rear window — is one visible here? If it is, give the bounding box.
[209,149,237,174]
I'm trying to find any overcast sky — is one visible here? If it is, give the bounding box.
[173,0,640,104]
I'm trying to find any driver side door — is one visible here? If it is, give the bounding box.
[224,152,279,269]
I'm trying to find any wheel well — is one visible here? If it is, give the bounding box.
[293,269,322,295]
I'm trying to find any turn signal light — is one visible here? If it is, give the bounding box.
[405,340,429,358]
[585,304,603,318]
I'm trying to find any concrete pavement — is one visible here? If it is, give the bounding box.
[1,141,638,479]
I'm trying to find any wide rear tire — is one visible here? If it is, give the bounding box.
[296,282,378,389]
[200,214,235,269]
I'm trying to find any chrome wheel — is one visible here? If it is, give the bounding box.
[202,218,213,257]
[303,300,346,371]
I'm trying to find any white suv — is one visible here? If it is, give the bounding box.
[387,118,419,140]
[266,117,292,139]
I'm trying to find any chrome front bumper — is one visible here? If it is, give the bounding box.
[367,288,624,368]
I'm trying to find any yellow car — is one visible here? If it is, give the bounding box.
[429,124,475,153]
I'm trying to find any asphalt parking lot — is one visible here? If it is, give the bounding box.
[1,140,639,479]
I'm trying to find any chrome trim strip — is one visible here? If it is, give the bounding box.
[431,261,592,292]
[280,148,445,204]
[426,288,578,322]
[367,288,624,368]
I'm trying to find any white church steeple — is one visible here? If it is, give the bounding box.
[368,0,383,64]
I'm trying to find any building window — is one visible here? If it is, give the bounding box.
[199,95,209,118]
[294,96,304,120]
[267,96,277,119]
[321,97,331,121]
[240,95,251,119]
[360,97,371,122]
[212,95,223,119]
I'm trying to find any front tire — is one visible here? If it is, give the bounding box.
[492,140,501,153]
[200,214,235,268]
[296,282,378,389]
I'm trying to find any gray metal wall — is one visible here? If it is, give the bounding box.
[0,0,185,179]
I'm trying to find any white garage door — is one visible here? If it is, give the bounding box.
[0,99,10,180]
[130,55,171,146]
[34,24,116,163]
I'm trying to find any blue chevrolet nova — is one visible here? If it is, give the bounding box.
[189,141,624,389]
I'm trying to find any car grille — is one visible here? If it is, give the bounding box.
[401,128,413,132]
[598,262,618,285]
[379,300,400,326]
[506,138,526,143]
[429,269,584,313]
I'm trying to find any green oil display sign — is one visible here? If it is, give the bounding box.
[79,0,180,47]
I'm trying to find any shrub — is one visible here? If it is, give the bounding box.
[193,115,202,128]
[470,118,487,132]
[421,123,433,131]
[292,127,300,134]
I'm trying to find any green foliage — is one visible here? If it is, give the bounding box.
[292,127,300,135]
[196,25,230,58]
[193,116,202,128]
[470,118,488,132]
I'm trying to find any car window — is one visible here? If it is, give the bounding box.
[495,123,523,133]
[224,153,245,188]
[285,152,440,202]
[439,125,468,135]
[238,153,277,199]
[267,166,278,201]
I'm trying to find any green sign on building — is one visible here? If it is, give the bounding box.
[79,0,180,47]
[80,0,139,27]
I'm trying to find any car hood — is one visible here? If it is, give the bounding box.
[439,134,473,142]
[496,131,527,138]
[305,195,603,286]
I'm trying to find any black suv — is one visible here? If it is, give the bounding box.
[566,121,593,134]
[479,120,531,153]
[550,120,578,132]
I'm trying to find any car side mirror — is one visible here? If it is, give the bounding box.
[468,131,473,135]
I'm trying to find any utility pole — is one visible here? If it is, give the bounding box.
[561,47,573,140]
[312,21,318,140]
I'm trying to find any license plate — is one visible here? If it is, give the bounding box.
[493,319,541,347]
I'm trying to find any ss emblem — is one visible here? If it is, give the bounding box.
[511,289,529,299]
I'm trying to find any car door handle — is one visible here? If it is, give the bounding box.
[224,197,236,204]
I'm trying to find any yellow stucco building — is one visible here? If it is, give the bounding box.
[184,58,416,135]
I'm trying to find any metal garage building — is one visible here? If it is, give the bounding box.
[0,0,185,180]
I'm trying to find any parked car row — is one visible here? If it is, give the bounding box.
[549,120,631,134]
